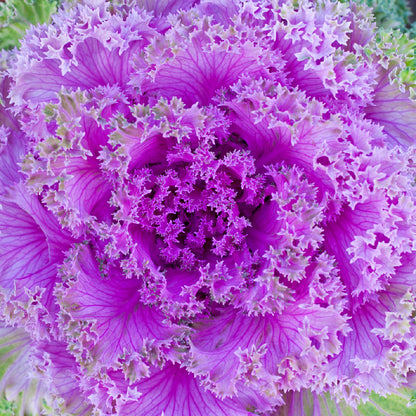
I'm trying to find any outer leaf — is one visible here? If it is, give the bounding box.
[10,1,157,105]
[141,18,272,106]
[117,362,260,416]
[364,64,416,148]
[56,245,179,376]
[0,183,76,339]
[0,70,25,192]
[0,325,49,416]
[30,339,93,416]
[188,304,347,410]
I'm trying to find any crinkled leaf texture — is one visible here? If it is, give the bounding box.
[1,0,416,415]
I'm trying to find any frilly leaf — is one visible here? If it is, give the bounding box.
[0,325,51,416]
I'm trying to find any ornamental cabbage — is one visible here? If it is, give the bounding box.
[1,0,416,415]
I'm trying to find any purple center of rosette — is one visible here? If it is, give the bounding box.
[130,133,265,272]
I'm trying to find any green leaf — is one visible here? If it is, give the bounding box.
[357,390,416,416]
[341,0,412,32]
[365,0,412,31]
[0,397,16,416]
[280,388,416,416]
[0,0,58,50]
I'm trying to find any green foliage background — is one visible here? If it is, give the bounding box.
[0,0,415,415]
[0,0,57,50]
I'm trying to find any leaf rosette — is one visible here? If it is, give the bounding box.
[1,0,416,415]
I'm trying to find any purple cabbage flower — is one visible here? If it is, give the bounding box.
[1,0,416,414]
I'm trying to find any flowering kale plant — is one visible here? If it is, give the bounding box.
[1,0,416,415]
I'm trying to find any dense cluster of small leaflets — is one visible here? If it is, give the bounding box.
[1,0,416,415]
